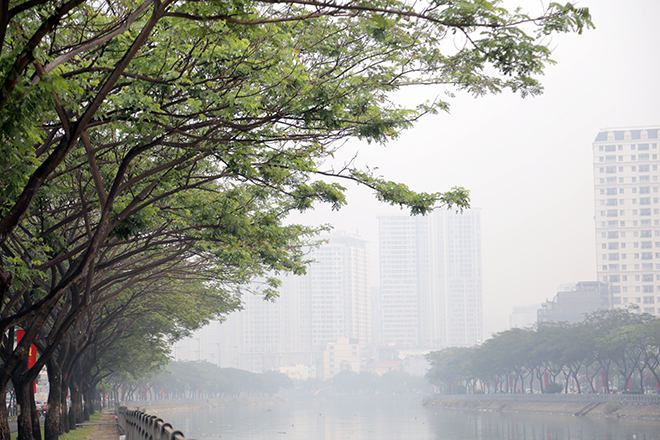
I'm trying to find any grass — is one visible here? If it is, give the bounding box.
[10,413,102,440]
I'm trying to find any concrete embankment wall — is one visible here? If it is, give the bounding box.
[424,395,660,420]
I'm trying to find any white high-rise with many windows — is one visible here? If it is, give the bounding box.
[593,126,660,315]
[379,209,482,348]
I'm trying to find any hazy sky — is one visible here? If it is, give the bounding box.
[290,0,660,337]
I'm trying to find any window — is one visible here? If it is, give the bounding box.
[605,155,616,162]
[613,297,622,305]
[608,231,619,239]
[609,275,621,282]
[619,188,625,194]
[640,197,651,205]
[609,254,620,261]
[641,230,652,238]
[639,153,650,161]
[642,252,653,260]
[607,210,618,217]
[606,188,617,195]
[642,241,652,248]
[606,177,616,184]
[605,145,616,152]
[640,187,651,194]
[640,176,650,182]
[607,199,618,206]
[608,242,619,250]
[639,165,650,172]
[639,143,650,151]
[643,274,653,282]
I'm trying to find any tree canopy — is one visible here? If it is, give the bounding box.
[0,1,592,440]
[426,308,660,395]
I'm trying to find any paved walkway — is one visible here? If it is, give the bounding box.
[85,410,120,440]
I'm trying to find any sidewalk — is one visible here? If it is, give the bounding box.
[85,410,120,440]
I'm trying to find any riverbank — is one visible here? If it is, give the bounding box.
[423,396,660,420]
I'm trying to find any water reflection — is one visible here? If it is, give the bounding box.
[166,395,659,440]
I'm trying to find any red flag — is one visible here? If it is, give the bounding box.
[16,330,38,393]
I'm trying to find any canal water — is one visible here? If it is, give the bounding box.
[167,395,659,440]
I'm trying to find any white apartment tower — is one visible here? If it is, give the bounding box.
[379,209,482,349]
[593,126,660,315]
[213,233,370,374]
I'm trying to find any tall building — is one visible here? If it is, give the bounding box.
[379,209,482,349]
[592,126,660,315]
[210,232,370,376]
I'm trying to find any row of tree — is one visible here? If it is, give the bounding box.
[113,361,294,400]
[0,2,591,440]
[426,308,660,395]
[109,361,428,399]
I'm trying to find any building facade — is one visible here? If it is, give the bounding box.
[593,126,660,315]
[379,209,482,349]
[537,282,611,324]
[208,232,370,377]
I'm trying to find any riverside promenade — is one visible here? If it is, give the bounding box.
[85,411,120,440]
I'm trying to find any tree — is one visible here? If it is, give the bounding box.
[0,2,593,439]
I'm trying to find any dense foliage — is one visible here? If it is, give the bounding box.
[0,1,592,440]
[426,308,660,395]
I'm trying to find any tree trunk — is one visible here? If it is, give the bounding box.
[45,358,64,440]
[69,379,84,428]
[12,372,39,440]
[0,383,11,440]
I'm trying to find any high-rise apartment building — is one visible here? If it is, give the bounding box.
[379,209,482,349]
[211,232,370,375]
[593,126,660,315]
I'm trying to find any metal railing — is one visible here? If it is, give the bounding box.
[117,406,185,440]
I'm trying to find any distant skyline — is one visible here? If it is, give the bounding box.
[286,0,660,338]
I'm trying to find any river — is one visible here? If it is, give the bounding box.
[166,395,659,440]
